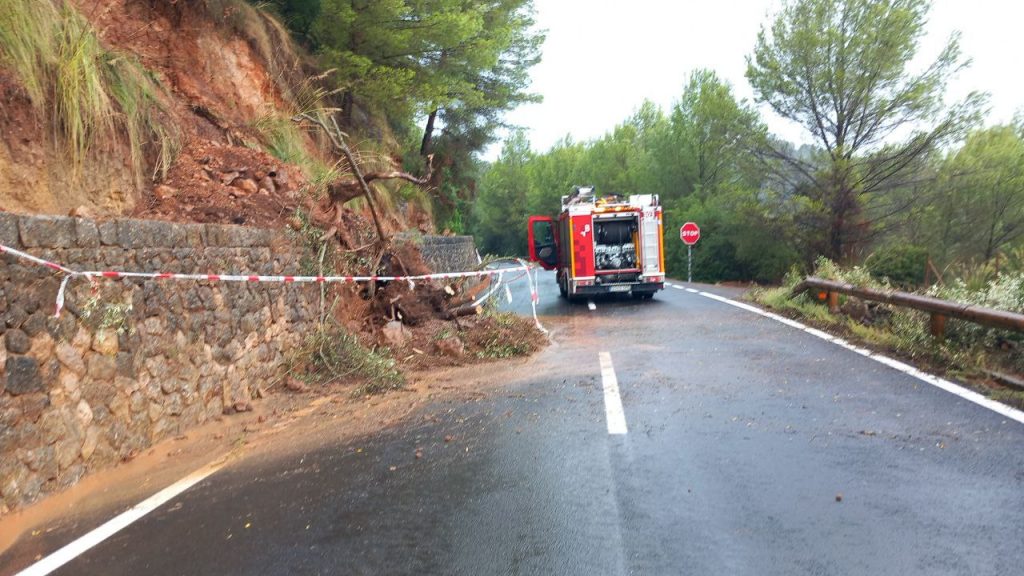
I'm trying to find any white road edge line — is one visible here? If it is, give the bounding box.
[690,289,1024,425]
[599,352,629,435]
[17,461,226,576]
[588,300,597,311]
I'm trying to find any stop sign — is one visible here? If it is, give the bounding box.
[680,222,700,245]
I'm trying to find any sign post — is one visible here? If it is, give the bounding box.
[679,222,701,283]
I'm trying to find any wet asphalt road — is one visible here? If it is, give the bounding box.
[4,271,1024,575]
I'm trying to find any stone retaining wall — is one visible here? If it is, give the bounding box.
[416,235,478,273]
[0,212,320,514]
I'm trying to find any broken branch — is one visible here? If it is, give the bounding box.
[444,304,482,320]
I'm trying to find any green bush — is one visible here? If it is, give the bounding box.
[813,256,875,287]
[926,273,1024,353]
[286,323,404,395]
[866,245,929,288]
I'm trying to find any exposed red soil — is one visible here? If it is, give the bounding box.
[133,136,306,228]
[85,0,300,129]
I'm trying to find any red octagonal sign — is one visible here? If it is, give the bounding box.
[680,222,700,245]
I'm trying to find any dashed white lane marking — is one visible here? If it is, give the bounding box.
[588,300,597,311]
[599,352,629,435]
[688,289,1024,426]
[17,461,226,576]
[665,282,695,293]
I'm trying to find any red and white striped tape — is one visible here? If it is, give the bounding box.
[0,243,547,332]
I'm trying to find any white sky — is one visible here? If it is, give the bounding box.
[490,0,1024,158]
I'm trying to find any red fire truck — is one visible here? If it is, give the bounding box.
[527,186,665,300]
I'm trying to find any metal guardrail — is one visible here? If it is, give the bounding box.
[791,276,1024,338]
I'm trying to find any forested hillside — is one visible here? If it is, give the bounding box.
[474,0,1024,287]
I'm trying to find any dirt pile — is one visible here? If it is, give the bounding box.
[0,0,316,222]
[327,242,545,379]
[134,137,305,227]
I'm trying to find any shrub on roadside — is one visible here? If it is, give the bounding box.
[865,245,929,288]
[926,273,1024,357]
[751,259,1024,387]
[286,322,404,396]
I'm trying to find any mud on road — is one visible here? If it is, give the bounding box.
[0,321,555,572]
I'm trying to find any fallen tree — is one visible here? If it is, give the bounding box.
[292,112,433,244]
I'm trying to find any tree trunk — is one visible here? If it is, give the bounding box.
[829,213,845,262]
[342,91,354,127]
[420,108,438,156]
[826,164,861,262]
[444,304,482,319]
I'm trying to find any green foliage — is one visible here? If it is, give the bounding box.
[935,126,1024,262]
[746,0,984,260]
[80,293,135,336]
[415,0,544,227]
[472,130,532,256]
[305,160,346,200]
[665,189,799,283]
[54,3,115,174]
[990,389,1024,411]
[865,245,928,288]
[524,137,585,215]
[811,256,875,286]
[441,203,465,234]
[263,0,542,229]
[433,326,456,341]
[105,56,181,185]
[287,208,342,276]
[249,71,351,200]
[286,322,404,395]
[306,0,542,137]
[415,0,543,127]
[264,0,322,42]
[0,0,176,183]
[927,273,1024,348]
[312,0,415,119]
[483,309,519,327]
[0,0,59,108]
[670,70,765,200]
[475,70,799,282]
[846,321,904,350]
[749,285,837,325]
[252,114,308,165]
[473,310,538,358]
[477,337,532,359]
